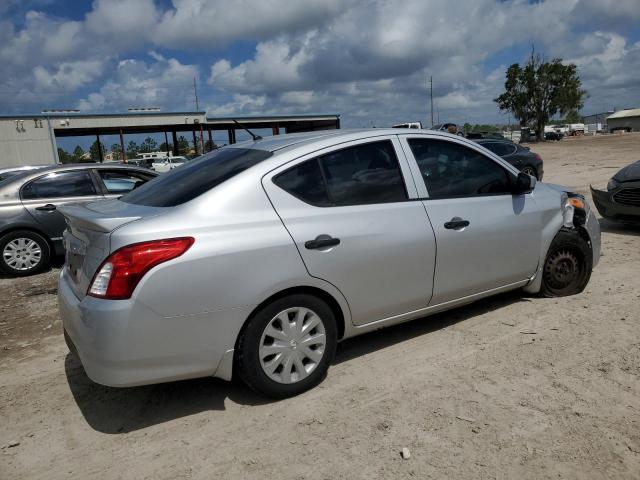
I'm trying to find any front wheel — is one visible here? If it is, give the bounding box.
[236,294,337,398]
[0,230,51,276]
[540,230,592,297]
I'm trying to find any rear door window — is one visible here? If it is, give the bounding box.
[21,170,97,199]
[122,147,273,207]
[273,159,331,207]
[274,140,407,207]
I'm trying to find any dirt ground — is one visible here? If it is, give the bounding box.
[1,133,639,480]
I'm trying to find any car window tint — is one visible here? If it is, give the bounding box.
[273,159,331,207]
[122,147,272,207]
[481,142,500,154]
[21,170,97,199]
[408,139,511,198]
[97,170,153,194]
[319,140,407,206]
[490,142,516,156]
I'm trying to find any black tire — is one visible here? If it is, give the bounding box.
[236,294,337,398]
[0,230,51,276]
[540,230,592,297]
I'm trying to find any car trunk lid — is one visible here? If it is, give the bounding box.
[58,200,163,299]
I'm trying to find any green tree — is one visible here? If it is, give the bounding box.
[494,49,586,140]
[110,143,123,161]
[204,139,217,152]
[72,145,85,162]
[565,110,583,124]
[159,142,173,153]
[176,136,190,155]
[57,148,72,164]
[126,140,139,159]
[139,136,158,153]
[89,140,105,162]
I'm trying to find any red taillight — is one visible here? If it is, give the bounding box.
[534,153,542,161]
[88,237,194,300]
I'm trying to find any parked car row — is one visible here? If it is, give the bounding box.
[55,129,600,398]
[0,164,156,275]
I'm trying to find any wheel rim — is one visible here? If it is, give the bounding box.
[521,166,536,177]
[259,307,327,384]
[3,238,42,271]
[544,249,580,290]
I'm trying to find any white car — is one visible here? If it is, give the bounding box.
[151,156,188,173]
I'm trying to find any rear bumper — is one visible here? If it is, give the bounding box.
[590,186,640,222]
[58,268,248,387]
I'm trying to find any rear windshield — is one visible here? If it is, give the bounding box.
[122,147,272,207]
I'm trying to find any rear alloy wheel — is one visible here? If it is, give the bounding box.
[521,166,538,179]
[236,294,337,398]
[540,230,592,297]
[0,230,50,276]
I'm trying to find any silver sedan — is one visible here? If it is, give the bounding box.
[58,129,600,398]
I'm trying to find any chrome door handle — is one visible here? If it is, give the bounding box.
[35,204,57,211]
[444,219,470,230]
[305,235,340,250]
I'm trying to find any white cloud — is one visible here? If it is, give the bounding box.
[75,55,199,111]
[1,0,639,124]
[153,0,341,47]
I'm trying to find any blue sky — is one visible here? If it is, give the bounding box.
[1,0,639,150]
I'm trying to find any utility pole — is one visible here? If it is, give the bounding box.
[429,76,434,127]
[193,77,200,111]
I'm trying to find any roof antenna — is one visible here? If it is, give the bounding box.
[233,119,262,141]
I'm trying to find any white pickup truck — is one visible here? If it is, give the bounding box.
[151,156,189,173]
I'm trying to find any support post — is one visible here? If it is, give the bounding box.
[272,123,279,135]
[172,131,178,156]
[200,124,205,154]
[164,131,169,154]
[96,134,104,163]
[192,129,198,155]
[119,129,126,162]
[207,126,213,151]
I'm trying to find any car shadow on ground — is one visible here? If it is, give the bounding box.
[334,290,529,365]
[66,290,530,434]
[0,256,64,279]
[598,218,640,237]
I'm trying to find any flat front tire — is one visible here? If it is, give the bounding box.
[540,230,592,297]
[236,294,337,398]
[0,230,50,276]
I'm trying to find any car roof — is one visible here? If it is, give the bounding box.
[0,163,155,194]
[232,128,470,154]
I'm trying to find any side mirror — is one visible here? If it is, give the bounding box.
[513,171,535,194]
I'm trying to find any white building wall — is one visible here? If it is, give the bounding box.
[0,118,57,167]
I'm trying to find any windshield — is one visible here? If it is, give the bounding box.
[122,147,273,207]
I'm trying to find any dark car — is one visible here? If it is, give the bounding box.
[590,160,640,222]
[545,131,564,141]
[465,131,506,140]
[0,164,156,276]
[473,139,544,180]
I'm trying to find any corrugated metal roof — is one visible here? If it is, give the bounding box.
[0,111,205,119]
[607,108,640,120]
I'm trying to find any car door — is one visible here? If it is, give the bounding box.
[263,137,437,326]
[20,169,103,241]
[93,168,155,199]
[400,135,542,305]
